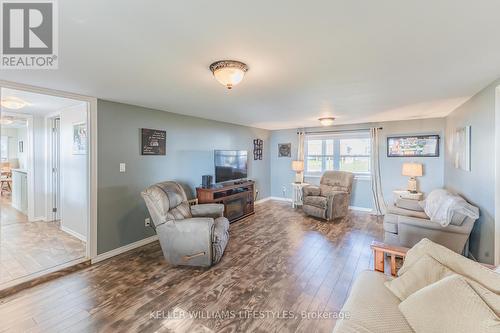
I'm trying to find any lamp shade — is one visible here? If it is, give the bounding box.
[402,163,423,177]
[291,160,304,172]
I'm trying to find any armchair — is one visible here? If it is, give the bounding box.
[141,181,229,267]
[302,171,354,221]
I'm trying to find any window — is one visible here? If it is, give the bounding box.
[305,132,371,176]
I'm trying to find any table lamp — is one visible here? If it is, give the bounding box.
[291,160,304,183]
[402,163,423,193]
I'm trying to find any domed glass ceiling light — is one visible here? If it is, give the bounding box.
[209,60,249,89]
[318,117,335,126]
[1,96,27,110]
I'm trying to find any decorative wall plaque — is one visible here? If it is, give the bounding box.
[141,128,166,155]
[253,139,263,160]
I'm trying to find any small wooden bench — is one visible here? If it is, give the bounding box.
[370,241,409,276]
[370,240,497,276]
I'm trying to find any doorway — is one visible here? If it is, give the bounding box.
[0,86,93,288]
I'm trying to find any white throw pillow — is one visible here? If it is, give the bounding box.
[385,254,453,301]
[399,275,500,333]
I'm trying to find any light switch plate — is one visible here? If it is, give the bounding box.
[119,163,126,173]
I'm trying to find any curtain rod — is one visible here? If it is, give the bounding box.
[298,127,383,135]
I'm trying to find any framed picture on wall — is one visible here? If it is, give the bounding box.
[141,128,166,155]
[72,122,87,155]
[387,135,439,157]
[453,126,471,171]
[278,143,291,158]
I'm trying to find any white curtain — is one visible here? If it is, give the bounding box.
[370,127,386,215]
[297,130,305,160]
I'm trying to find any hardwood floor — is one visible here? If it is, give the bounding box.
[0,195,86,285]
[0,200,383,333]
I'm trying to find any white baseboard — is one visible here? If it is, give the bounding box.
[91,235,159,264]
[268,196,292,202]
[349,206,373,213]
[255,197,271,204]
[255,196,292,204]
[61,225,87,242]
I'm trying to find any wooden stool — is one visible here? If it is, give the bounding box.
[1,178,12,194]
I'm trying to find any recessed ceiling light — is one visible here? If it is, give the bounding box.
[209,60,249,89]
[1,96,28,110]
[318,117,335,126]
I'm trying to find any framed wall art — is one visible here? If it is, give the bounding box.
[387,135,439,157]
[278,143,291,158]
[72,122,87,155]
[141,128,166,155]
[253,139,263,160]
[453,126,471,171]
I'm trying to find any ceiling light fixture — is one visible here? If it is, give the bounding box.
[1,97,28,110]
[0,117,13,125]
[209,60,249,89]
[318,117,335,126]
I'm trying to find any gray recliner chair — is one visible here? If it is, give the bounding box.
[302,171,354,221]
[141,181,229,267]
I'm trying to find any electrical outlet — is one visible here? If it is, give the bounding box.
[145,217,151,227]
[119,163,126,173]
[282,185,286,196]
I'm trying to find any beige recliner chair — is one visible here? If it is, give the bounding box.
[302,171,354,221]
[141,181,229,267]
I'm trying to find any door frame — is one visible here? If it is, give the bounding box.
[45,112,61,222]
[495,85,500,266]
[0,80,98,260]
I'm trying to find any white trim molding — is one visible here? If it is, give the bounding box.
[349,206,373,213]
[92,235,159,264]
[61,226,87,242]
[267,196,293,202]
[0,80,98,262]
[255,197,273,204]
[495,86,500,266]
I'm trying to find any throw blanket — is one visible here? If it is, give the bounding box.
[422,189,479,227]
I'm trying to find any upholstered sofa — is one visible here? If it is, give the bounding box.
[141,181,229,267]
[302,171,354,221]
[333,239,500,333]
[384,194,478,255]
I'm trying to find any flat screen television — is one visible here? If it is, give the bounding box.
[215,150,248,183]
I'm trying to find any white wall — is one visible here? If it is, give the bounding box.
[60,103,88,241]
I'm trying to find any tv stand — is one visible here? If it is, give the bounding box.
[196,180,255,223]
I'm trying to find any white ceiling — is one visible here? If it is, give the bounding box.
[1,1,500,129]
[1,88,84,117]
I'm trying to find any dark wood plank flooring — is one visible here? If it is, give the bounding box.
[0,200,383,333]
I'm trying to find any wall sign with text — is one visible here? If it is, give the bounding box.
[141,128,166,155]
